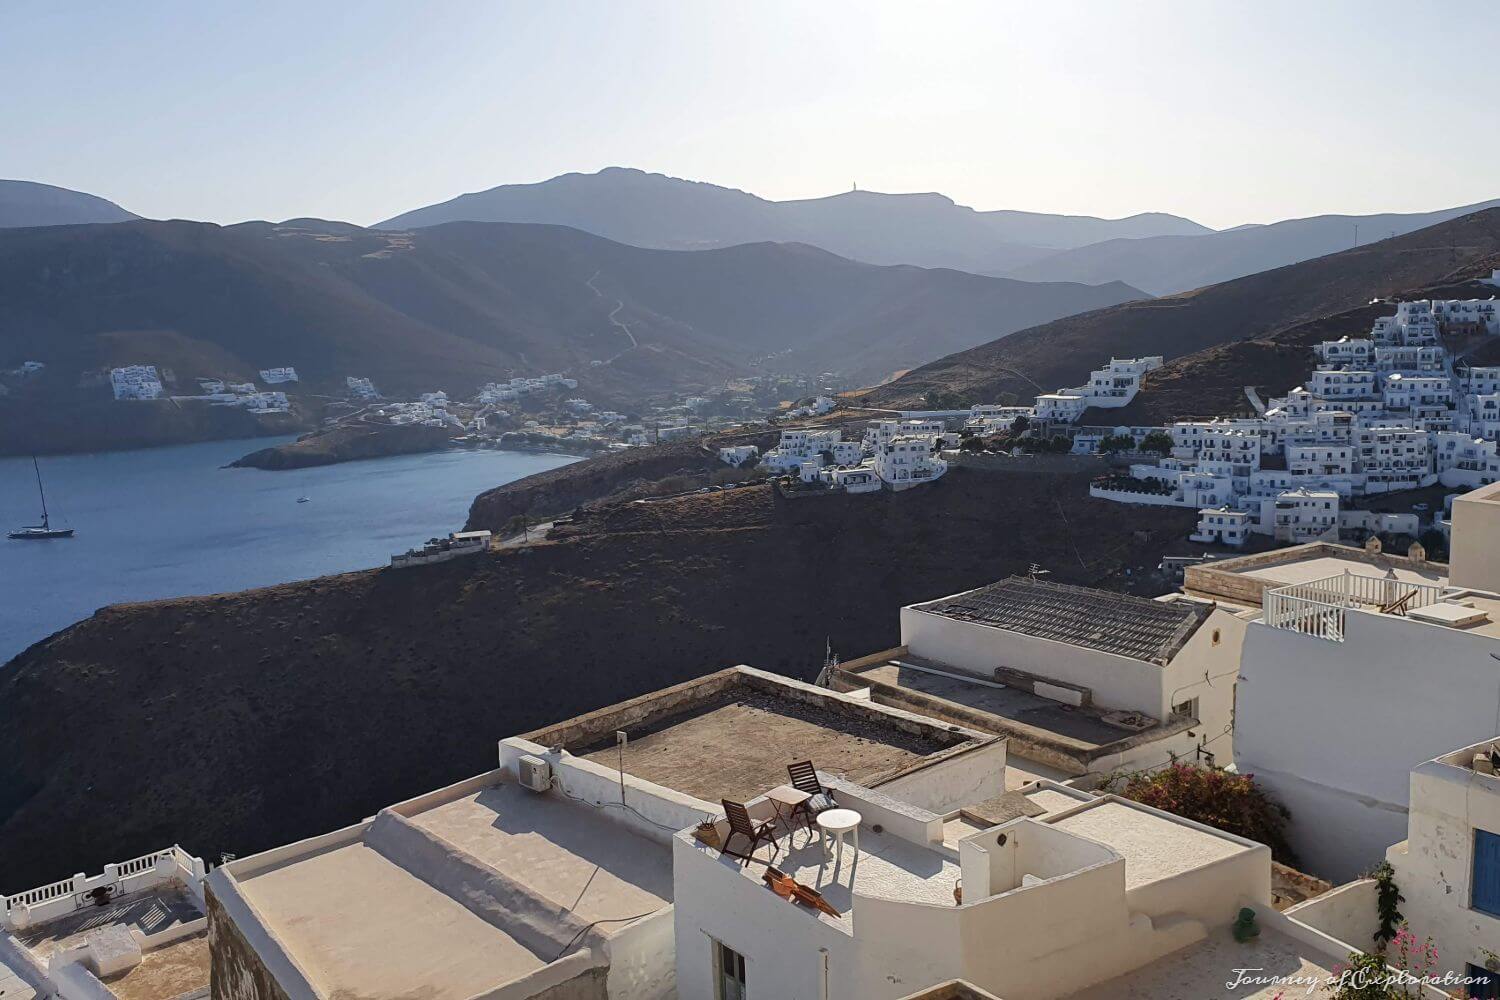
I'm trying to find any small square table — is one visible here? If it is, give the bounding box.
[765,784,813,837]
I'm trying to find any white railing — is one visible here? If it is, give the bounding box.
[1263,572,1447,642]
[2,846,199,924]
[4,877,74,909]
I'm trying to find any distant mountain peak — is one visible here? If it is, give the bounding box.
[375,169,1209,274]
[0,179,138,229]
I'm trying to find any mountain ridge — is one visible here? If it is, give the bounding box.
[0,179,138,229]
[0,216,1143,454]
[859,208,1500,410]
[1005,198,1500,294]
[377,166,1209,274]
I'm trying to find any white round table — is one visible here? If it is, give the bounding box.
[816,808,862,869]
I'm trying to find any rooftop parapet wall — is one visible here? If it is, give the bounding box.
[1184,541,1446,608]
[523,665,994,761]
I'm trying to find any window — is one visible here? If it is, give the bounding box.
[715,940,747,1000]
[1469,965,1500,1000]
[1172,697,1199,721]
[1475,828,1500,917]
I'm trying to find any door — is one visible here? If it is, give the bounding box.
[1474,828,1500,917]
[715,940,747,1000]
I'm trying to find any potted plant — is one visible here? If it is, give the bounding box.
[693,817,722,849]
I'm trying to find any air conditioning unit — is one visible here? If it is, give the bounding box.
[517,755,552,793]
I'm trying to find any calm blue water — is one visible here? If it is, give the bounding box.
[0,439,578,662]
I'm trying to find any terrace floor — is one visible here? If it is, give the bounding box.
[1048,801,1251,889]
[237,843,546,1000]
[721,824,961,933]
[101,933,210,1000]
[578,691,954,803]
[18,886,203,959]
[1064,926,1341,999]
[403,782,673,924]
[1238,554,1446,589]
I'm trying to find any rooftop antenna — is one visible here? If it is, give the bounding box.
[1028,563,1050,581]
[615,731,629,805]
[815,638,840,687]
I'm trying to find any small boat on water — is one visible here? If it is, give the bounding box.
[9,456,74,540]
[297,496,311,504]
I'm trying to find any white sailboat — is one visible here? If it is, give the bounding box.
[9,456,74,540]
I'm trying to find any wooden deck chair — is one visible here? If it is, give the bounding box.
[785,760,837,832]
[721,799,780,867]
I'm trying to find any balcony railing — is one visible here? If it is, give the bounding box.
[1263,572,1446,641]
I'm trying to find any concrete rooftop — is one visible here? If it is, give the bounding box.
[403,782,672,925]
[1239,554,1446,589]
[576,690,960,804]
[237,842,546,1000]
[1048,800,1252,890]
[1064,926,1341,999]
[232,777,674,1000]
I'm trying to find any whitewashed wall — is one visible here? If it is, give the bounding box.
[1235,610,1500,880]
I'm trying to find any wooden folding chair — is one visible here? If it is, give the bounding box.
[721,799,780,867]
[785,760,837,833]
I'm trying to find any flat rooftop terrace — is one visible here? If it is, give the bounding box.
[1238,554,1446,589]
[1064,925,1340,1000]
[1047,799,1251,890]
[231,776,673,1000]
[9,884,209,1000]
[404,782,672,924]
[1186,541,1449,607]
[237,842,546,1000]
[527,667,993,805]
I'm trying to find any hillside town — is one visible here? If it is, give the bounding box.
[7,482,1500,1000]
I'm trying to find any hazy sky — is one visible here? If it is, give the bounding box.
[5,1,1499,230]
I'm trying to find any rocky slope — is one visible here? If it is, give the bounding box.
[0,460,1192,885]
[861,209,1500,410]
[229,422,456,470]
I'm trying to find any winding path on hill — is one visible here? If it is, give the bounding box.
[585,270,639,365]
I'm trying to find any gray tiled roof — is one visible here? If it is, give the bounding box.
[916,577,1211,665]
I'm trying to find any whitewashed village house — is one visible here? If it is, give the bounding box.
[1222,481,1500,880]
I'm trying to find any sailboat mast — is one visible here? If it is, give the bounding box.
[32,455,50,527]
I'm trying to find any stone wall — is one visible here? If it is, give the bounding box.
[206,888,291,1000]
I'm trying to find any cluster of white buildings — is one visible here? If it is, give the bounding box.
[955,357,1163,437]
[474,373,579,404]
[193,378,291,413]
[109,365,164,400]
[1077,296,1500,547]
[375,392,465,428]
[345,375,379,399]
[783,394,836,419]
[751,420,949,492]
[258,367,299,384]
